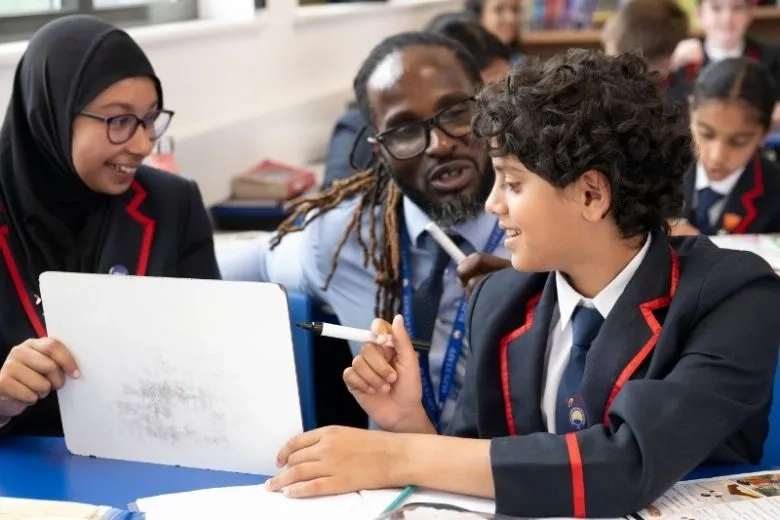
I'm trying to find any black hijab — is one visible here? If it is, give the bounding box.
[0,15,162,290]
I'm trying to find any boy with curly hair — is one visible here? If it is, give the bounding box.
[266,50,780,519]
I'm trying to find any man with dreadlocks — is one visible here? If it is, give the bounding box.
[220,31,511,432]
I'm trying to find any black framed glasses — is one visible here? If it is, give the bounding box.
[374,98,476,160]
[80,109,174,145]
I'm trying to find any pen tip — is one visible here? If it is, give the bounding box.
[295,322,313,331]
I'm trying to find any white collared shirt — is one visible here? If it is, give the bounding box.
[695,163,744,227]
[704,41,744,63]
[540,235,652,433]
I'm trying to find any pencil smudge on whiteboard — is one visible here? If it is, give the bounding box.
[115,377,228,445]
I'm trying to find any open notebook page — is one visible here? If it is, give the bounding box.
[134,485,371,519]
[134,484,628,519]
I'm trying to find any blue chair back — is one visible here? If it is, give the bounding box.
[763,356,780,464]
[287,291,317,431]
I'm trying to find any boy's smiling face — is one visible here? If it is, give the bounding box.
[485,154,612,274]
[699,0,753,51]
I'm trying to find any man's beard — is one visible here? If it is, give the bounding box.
[394,163,495,229]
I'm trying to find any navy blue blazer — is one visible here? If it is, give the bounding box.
[0,166,220,437]
[683,154,780,235]
[448,233,780,518]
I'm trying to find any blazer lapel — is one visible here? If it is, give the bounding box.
[500,275,557,436]
[581,233,680,429]
[715,156,763,235]
[97,180,156,276]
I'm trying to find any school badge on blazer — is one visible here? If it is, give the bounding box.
[567,397,588,430]
[109,265,129,275]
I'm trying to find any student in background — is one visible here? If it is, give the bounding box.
[0,15,220,437]
[220,32,512,433]
[671,0,780,125]
[320,21,513,188]
[601,0,691,102]
[427,15,513,85]
[673,57,780,236]
[464,0,523,64]
[266,50,780,518]
[320,104,371,190]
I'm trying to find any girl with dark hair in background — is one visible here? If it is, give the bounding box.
[463,0,523,64]
[673,57,780,236]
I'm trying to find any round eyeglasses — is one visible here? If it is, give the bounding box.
[374,98,476,161]
[80,109,174,145]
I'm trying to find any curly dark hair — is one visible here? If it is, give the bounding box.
[473,49,693,238]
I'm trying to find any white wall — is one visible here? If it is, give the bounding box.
[0,0,460,205]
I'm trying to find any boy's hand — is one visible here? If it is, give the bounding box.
[457,252,512,299]
[0,338,79,419]
[268,426,406,498]
[671,38,705,71]
[343,316,431,433]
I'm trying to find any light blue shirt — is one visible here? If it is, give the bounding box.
[218,196,510,430]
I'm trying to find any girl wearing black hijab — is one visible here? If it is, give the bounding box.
[0,15,220,436]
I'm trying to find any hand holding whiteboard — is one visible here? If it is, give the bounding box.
[39,272,302,476]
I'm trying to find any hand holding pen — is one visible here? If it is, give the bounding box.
[296,322,431,354]
[425,221,511,298]
[341,316,435,435]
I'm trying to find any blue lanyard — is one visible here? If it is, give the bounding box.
[399,220,503,431]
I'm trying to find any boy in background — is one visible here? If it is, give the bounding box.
[601,0,691,102]
[671,0,780,126]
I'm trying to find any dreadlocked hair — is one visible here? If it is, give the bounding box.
[271,31,481,321]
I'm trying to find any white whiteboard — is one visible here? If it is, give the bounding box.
[39,272,302,476]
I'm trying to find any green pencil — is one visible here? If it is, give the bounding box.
[380,485,417,514]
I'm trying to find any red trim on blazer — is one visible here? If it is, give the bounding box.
[499,292,542,436]
[565,433,586,518]
[0,225,46,338]
[601,249,680,426]
[685,63,699,83]
[126,180,156,276]
[733,155,764,234]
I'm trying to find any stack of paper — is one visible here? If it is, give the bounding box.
[133,485,495,520]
